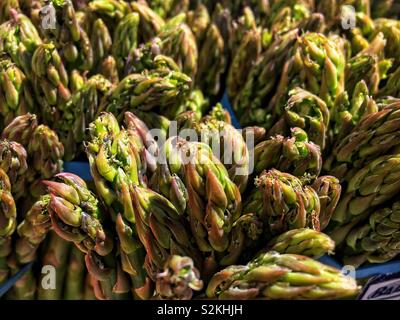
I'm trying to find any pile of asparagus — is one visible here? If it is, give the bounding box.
[1,0,400,300]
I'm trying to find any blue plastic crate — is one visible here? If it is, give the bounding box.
[64,161,92,181]
[221,92,241,129]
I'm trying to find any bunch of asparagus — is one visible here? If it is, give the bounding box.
[3,0,400,301]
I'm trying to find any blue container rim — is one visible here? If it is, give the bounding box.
[0,262,34,298]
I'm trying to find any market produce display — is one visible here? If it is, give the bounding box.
[1,0,400,301]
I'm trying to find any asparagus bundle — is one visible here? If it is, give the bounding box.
[0,168,17,241]
[85,112,146,213]
[1,114,64,199]
[346,35,391,96]
[43,171,134,300]
[229,6,258,56]
[37,0,94,71]
[123,21,198,82]
[130,1,165,43]
[227,26,261,100]
[325,101,400,182]
[311,176,342,231]
[269,88,330,150]
[101,69,191,118]
[87,0,130,34]
[253,127,322,180]
[187,3,211,50]
[340,200,400,267]
[26,124,64,197]
[90,18,113,73]
[0,55,36,129]
[234,28,299,127]
[209,3,232,57]
[196,23,226,97]
[85,112,153,299]
[244,169,321,238]
[285,32,346,108]
[112,12,139,76]
[123,38,180,76]
[157,22,198,81]
[176,104,250,192]
[330,154,400,229]
[274,1,324,34]
[0,11,42,78]
[45,172,113,256]
[59,74,113,160]
[206,251,360,300]
[154,137,243,272]
[175,89,208,121]
[130,185,202,281]
[15,195,51,264]
[0,139,28,200]
[31,43,71,124]
[1,112,38,146]
[372,19,400,68]
[331,80,378,143]
[265,228,335,259]
[155,255,203,300]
